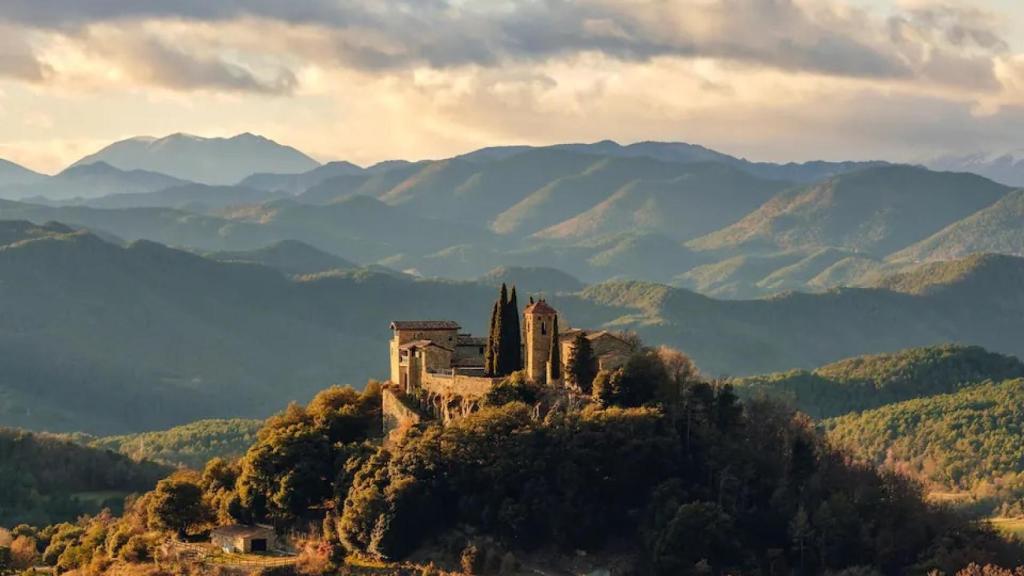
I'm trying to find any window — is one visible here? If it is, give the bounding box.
[541,322,547,335]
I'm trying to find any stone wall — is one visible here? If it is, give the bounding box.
[381,385,422,444]
[420,371,501,423]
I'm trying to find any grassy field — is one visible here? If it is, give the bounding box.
[988,517,1024,539]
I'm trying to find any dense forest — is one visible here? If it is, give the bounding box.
[732,345,1024,418]
[9,346,1024,576]
[827,379,1024,516]
[0,428,168,527]
[82,419,262,469]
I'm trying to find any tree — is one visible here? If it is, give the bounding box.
[504,287,523,373]
[548,315,561,381]
[486,285,509,376]
[566,333,597,393]
[148,475,212,538]
[484,300,499,375]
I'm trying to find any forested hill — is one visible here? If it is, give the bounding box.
[826,379,1024,514]
[0,427,168,526]
[6,221,1024,433]
[731,345,1024,418]
[84,419,262,469]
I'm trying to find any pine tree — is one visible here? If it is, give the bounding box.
[567,332,597,393]
[548,314,561,380]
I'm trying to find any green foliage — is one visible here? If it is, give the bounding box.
[0,428,168,527]
[485,284,523,377]
[548,315,561,380]
[87,418,263,469]
[733,345,1024,419]
[566,333,597,393]
[147,473,213,538]
[592,350,664,408]
[482,372,539,407]
[826,378,1024,513]
[236,385,381,525]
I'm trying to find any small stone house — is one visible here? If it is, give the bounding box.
[210,524,276,553]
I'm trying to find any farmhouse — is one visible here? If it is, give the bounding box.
[210,524,276,553]
[382,292,633,440]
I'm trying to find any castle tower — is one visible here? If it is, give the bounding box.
[524,299,558,384]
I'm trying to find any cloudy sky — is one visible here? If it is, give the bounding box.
[0,0,1022,173]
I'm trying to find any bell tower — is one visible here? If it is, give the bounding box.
[524,299,558,384]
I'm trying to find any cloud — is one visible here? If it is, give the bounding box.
[0,27,51,82]
[0,0,1015,93]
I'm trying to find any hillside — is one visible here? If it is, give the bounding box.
[240,160,364,194]
[82,183,287,212]
[0,427,168,526]
[1,162,188,201]
[732,344,1024,418]
[689,165,1009,257]
[0,158,45,188]
[70,133,319,185]
[477,265,584,295]
[889,190,1024,263]
[826,379,1024,513]
[205,240,357,276]
[532,162,787,242]
[86,418,263,469]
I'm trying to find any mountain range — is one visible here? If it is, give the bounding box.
[4,220,1024,434]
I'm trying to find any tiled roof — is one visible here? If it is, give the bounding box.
[524,299,557,316]
[457,335,487,346]
[399,339,452,351]
[390,320,460,330]
[211,525,274,539]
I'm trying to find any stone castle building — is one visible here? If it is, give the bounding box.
[382,298,633,441]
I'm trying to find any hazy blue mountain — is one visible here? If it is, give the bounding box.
[929,151,1024,187]
[205,239,357,276]
[477,265,585,295]
[70,132,320,185]
[240,160,365,194]
[5,227,1024,433]
[1,162,188,201]
[82,183,287,212]
[689,166,1010,257]
[0,158,46,188]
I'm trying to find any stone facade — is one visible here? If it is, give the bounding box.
[381,299,636,441]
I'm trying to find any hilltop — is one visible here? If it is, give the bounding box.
[70,133,320,185]
[732,344,1024,418]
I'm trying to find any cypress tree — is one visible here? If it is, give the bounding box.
[505,286,523,372]
[548,314,561,380]
[487,284,509,376]
[484,300,499,376]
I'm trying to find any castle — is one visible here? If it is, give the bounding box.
[382,296,633,441]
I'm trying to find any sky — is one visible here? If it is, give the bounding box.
[0,0,1022,173]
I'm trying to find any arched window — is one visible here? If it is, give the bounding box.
[541,322,547,335]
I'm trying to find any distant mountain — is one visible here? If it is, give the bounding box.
[206,239,357,276]
[929,151,1024,187]
[70,133,320,185]
[732,344,1024,419]
[477,265,584,295]
[240,160,364,194]
[532,163,787,243]
[870,253,1024,298]
[1,161,187,200]
[462,140,888,183]
[889,190,1024,263]
[82,183,287,211]
[7,227,1024,432]
[689,166,1010,257]
[0,158,45,188]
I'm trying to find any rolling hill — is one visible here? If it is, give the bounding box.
[205,240,357,276]
[826,378,1024,512]
[1,162,188,201]
[689,165,1010,257]
[82,183,287,212]
[889,190,1024,263]
[85,418,263,469]
[732,344,1024,418]
[70,132,320,185]
[6,223,1024,433]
